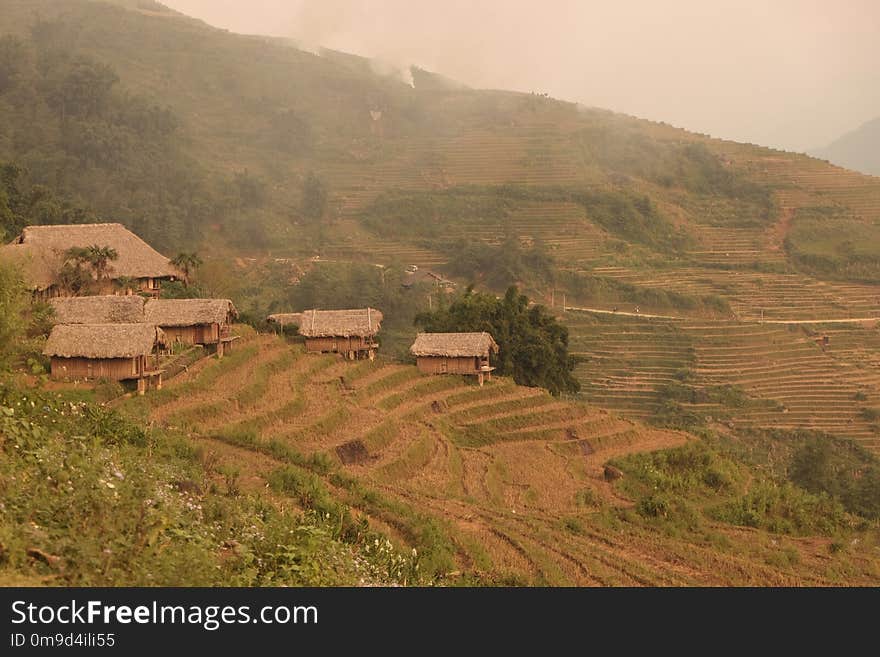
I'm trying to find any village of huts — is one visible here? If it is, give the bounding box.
[7,222,502,398]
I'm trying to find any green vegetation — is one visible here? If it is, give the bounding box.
[0,384,417,585]
[613,432,880,539]
[361,184,691,260]
[558,270,731,315]
[445,234,555,288]
[785,207,880,282]
[416,287,580,395]
[789,436,880,520]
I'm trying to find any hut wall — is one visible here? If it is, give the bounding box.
[305,336,373,353]
[161,323,220,345]
[416,356,481,375]
[50,356,143,381]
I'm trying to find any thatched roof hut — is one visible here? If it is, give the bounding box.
[43,323,164,359]
[144,298,237,327]
[49,295,146,325]
[410,332,499,358]
[1,223,180,291]
[283,308,383,338]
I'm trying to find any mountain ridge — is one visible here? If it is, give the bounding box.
[811,116,880,177]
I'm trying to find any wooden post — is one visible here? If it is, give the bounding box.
[217,341,224,359]
[157,373,163,391]
[137,378,146,396]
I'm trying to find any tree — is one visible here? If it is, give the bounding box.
[84,244,119,281]
[61,244,118,292]
[42,56,119,121]
[0,262,27,368]
[415,287,580,395]
[0,35,28,95]
[170,252,203,286]
[300,171,327,221]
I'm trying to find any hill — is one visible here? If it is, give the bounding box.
[114,331,880,585]
[1,0,879,449]
[813,117,880,177]
[1,0,880,586]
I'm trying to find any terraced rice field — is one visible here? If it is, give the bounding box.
[589,266,880,321]
[684,224,786,268]
[566,313,694,419]
[566,312,880,450]
[137,331,880,585]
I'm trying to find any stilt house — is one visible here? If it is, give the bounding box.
[410,332,499,385]
[144,298,238,356]
[43,323,165,394]
[270,308,382,360]
[1,223,181,298]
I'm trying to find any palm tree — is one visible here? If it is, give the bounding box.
[171,252,202,286]
[62,245,118,292]
[84,244,118,281]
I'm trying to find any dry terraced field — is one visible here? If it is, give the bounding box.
[132,332,880,585]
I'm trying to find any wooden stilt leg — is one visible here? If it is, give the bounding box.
[137,378,146,396]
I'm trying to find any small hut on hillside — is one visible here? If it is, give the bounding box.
[270,308,382,360]
[144,298,238,356]
[410,332,499,385]
[0,223,181,298]
[43,323,165,394]
[48,295,145,325]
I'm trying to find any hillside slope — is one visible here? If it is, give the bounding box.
[121,332,880,585]
[2,0,879,452]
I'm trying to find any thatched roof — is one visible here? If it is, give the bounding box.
[1,223,180,291]
[274,308,383,337]
[43,323,164,359]
[49,295,145,325]
[267,313,301,327]
[144,298,237,327]
[410,332,499,358]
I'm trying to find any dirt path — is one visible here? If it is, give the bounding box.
[566,306,880,325]
[768,206,795,252]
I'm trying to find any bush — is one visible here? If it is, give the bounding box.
[711,481,849,536]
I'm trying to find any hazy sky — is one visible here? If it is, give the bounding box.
[163,0,880,152]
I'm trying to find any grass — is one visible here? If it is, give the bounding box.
[377,376,464,411]
[361,419,402,452]
[376,432,435,482]
[355,368,423,404]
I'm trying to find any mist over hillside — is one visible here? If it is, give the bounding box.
[813,117,880,177]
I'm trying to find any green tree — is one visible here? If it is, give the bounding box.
[84,244,119,281]
[415,286,580,395]
[0,35,28,95]
[300,171,328,221]
[0,262,27,368]
[42,56,119,121]
[170,252,203,286]
[61,244,118,292]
